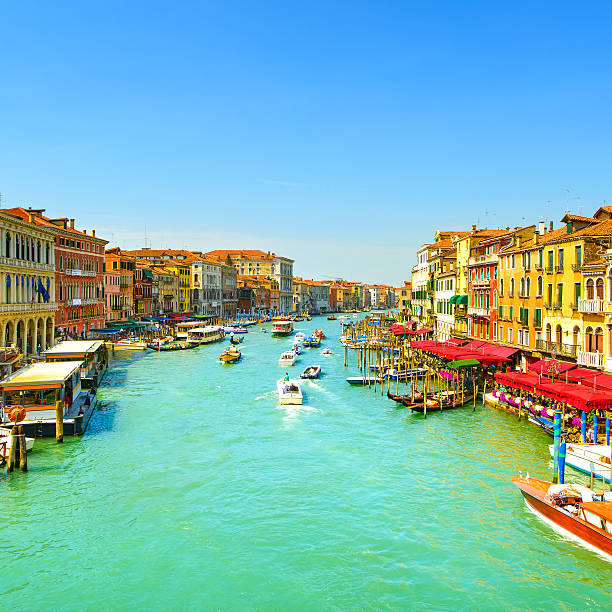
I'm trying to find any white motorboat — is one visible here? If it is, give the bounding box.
[0,433,35,458]
[271,320,294,336]
[223,326,247,334]
[106,339,149,351]
[279,350,297,366]
[294,332,306,342]
[300,365,321,379]
[277,379,303,405]
[549,443,612,483]
[321,348,332,355]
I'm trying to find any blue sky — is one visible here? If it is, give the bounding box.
[1,1,611,284]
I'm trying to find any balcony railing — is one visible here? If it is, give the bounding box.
[473,278,490,288]
[535,263,543,271]
[578,298,604,313]
[545,266,554,274]
[535,339,578,358]
[572,264,582,271]
[65,268,96,277]
[577,350,605,369]
[468,306,490,318]
[515,316,529,327]
[555,265,564,273]
[468,253,499,266]
[0,302,58,313]
[65,298,99,306]
[0,257,54,272]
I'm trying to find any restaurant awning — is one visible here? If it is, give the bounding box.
[559,367,601,384]
[495,371,542,392]
[449,295,459,305]
[415,328,433,334]
[528,359,577,376]
[446,337,469,346]
[535,381,612,412]
[448,359,480,369]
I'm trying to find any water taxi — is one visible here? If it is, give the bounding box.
[271,320,294,337]
[300,365,321,379]
[303,336,321,348]
[294,332,306,343]
[223,326,248,334]
[313,330,325,340]
[106,339,148,351]
[0,361,97,436]
[44,340,108,391]
[220,347,241,363]
[548,443,611,483]
[175,321,202,340]
[277,378,303,405]
[513,475,612,560]
[156,342,199,351]
[279,351,297,366]
[187,326,224,345]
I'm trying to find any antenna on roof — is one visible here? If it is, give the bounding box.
[144,224,148,249]
[545,200,551,225]
[565,188,570,214]
[0,192,2,209]
[573,196,582,215]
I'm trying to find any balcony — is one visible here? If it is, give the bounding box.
[65,268,96,277]
[0,257,54,272]
[473,278,490,288]
[468,306,490,318]
[572,264,582,271]
[555,265,565,273]
[578,298,604,314]
[65,298,99,306]
[545,266,554,274]
[535,339,578,358]
[535,262,543,271]
[468,253,499,266]
[0,302,58,313]
[515,316,529,327]
[577,350,605,369]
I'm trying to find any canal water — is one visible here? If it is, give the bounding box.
[1,316,612,610]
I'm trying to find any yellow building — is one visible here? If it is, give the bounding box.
[0,211,57,354]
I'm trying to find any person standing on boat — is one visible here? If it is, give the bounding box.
[284,372,290,381]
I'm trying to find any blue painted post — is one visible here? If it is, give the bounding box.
[581,411,587,443]
[593,413,598,444]
[559,440,566,485]
[553,406,561,484]
[607,418,610,446]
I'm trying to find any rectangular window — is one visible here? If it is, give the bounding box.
[499,325,503,341]
[509,305,514,321]
[524,330,529,346]
[518,329,523,345]
[575,283,581,302]
[576,245,582,267]
[547,284,553,304]
[558,248,564,268]
[498,305,503,319]
[511,254,515,268]
[493,322,497,339]
[548,250,553,268]
[508,328,513,343]
[534,308,542,328]
[557,283,563,306]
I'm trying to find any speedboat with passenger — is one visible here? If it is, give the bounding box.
[277,378,303,405]
[279,351,297,366]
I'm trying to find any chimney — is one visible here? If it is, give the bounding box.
[472,224,476,232]
[539,220,545,235]
[534,232,539,245]
[70,219,75,229]
[549,220,553,231]
[28,212,33,223]
[516,236,522,249]
[92,229,96,237]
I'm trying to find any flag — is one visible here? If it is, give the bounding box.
[38,278,50,302]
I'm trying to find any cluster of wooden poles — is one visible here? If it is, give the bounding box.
[341,320,481,418]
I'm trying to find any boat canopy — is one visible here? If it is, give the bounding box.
[1,361,83,388]
[44,340,104,357]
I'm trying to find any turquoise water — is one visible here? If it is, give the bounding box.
[1,317,612,610]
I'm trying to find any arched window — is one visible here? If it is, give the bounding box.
[546,323,552,342]
[37,241,41,262]
[537,275,543,296]
[510,278,515,297]
[45,243,50,264]
[5,233,10,257]
[596,278,604,300]
[573,325,580,347]
[586,278,595,300]
[526,277,531,296]
[5,275,10,304]
[520,277,525,295]
[555,324,562,345]
[585,326,594,352]
[493,290,498,309]
[595,327,604,353]
[15,236,20,260]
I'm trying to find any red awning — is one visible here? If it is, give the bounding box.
[415,328,433,334]
[559,367,601,384]
[535,381,612,412]
[495,371,541,392]
[410,340,438,349]
[585,373,612,391]
[460,340,519,358]
[528,359,577,376]
[446,338,469,346]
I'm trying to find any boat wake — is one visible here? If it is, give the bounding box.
[255,390,277,401]
[277,403,322,422]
